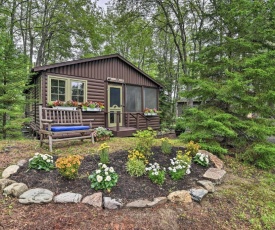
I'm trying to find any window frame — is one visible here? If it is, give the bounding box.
[47,75,87,103]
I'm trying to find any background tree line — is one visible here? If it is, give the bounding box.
[1,0,274,169]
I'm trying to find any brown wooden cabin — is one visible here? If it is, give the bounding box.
[26,53,163,137]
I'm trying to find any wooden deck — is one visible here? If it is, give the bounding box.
[109,126,137,137]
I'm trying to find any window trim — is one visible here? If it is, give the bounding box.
[47,75,87,103]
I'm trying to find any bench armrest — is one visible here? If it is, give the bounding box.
[41,119,54,123]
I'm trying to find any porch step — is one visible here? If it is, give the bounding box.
[109,127,137,137]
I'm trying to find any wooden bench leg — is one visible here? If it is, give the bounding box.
[49,135,53,152]
[91,134,95,144]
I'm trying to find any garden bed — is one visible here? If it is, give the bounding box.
[9,146,211,203]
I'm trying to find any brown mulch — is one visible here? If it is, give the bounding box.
[9,146,209,203]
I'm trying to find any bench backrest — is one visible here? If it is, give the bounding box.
[39,105,83,128]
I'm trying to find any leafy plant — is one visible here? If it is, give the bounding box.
[88,163,118,192]
[175,117,186,134]
[176,150,192,165]
[145,162,166,185]
[193,152,209,167]
[98,142,110,164]
[133,128,156,156]
[186,141,200,157]
[55,155,83,179]
[28,153,54,171]
[126,159,146,177]
[160,137,172,154]
[168,158,191,180]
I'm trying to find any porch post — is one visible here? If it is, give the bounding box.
[116,111,120,132]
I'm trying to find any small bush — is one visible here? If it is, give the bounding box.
[168,158,191,180]
[28,153,54,171]
[128,149,148,164]
[126,159,146,177]
[161,137,172,154]
[55,155,83,179]
[193,152,209,167]
[133,128,156,156]
[145,162,166,185]
[186,141,200,157]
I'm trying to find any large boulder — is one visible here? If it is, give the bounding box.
[2,165,20,179]
[54,192,82,203]
[0,179,16,192]
[3,182,28,197]
[167,190,192,203]
[19,188,54,204]
[82,192,103,208]
[203,168,226,184]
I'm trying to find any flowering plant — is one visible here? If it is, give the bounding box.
[88,163,118,192]
[81,101,104,109]
[168,158,191,180]
[98,142,110,164]
[145,162,166,185]
[144,108,158,114]
[47,100,78,107]
[193,152,209,167]
[128,149,148,164]
[55,155,83,179]
[28,153,54,171]
[186,141,200,157]
[92,127,113,138]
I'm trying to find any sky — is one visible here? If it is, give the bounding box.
[96,0,109,9]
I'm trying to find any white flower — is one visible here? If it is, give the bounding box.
[199,156,204,162]
[96,170,101,174]
[98,163,102,166]
[29,158,33,162]
[42,155,47,160]
[109,167,114,173]
[46,159,51,163]
[173,169,176,172]
[186,169,191,174]
[171,162,175,165]
[155,171,159,175]
[168,167,172,171]
[105,175,111,181]
[105,171,109,175]
[35,152,39,156]
[96,175,103,182]
[104,167,109,172]
[102,164,107,169]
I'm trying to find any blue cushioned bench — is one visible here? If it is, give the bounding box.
[39,105,94,152]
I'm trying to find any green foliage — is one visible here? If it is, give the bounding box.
[160,137,172,154]
[240,143,275,170]
[98,143,110,164]
[175,117,186,133]
[185,141,200,157]
[28,153,54,171]
[145,162,166,185]
[126,159,146,177]
[89,163,118,192]
[133,128,156,156]
[168,158,191,180]
[93,127,113,138]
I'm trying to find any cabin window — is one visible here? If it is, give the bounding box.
[144,87,157,109]
[126,85,141,112]
[47,76,87,103]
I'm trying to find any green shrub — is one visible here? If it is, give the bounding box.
[133,128,156,156]
[28,153,54,171]
[98,143,109,164]
[145,162,166,185]
[126,159,146,177]
[160,137,172,154]
[241,143,275,170]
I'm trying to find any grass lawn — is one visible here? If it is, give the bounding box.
[0,137,274,229]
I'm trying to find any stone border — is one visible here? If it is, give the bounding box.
[0,150,226,209]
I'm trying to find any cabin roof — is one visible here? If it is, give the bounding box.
[32,53,163,88]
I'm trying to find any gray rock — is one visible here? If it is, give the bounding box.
[125,197,167,208]
[0,178,16,192]
[190,188,208,202]
[197,180,215,193]
[17,159,27,167]
[19,188,54,204]
[54,192,82,203]
[203,168,226,184]
[167,190,192,203]
[103,197,123,209]
[2,165,20,178]
[82,192,102,208]
[3,182,28,197]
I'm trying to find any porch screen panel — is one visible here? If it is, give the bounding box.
[126,85,141,112]
[144,87,157,109]
[51,79,65,101]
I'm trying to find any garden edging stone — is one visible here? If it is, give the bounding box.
[1,149,226,209]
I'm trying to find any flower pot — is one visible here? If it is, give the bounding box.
[86,108,101,112]
[95,136,110,142]
[144,113,157,116]
[55,106,77,111]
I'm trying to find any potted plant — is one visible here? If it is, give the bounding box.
[92,127,113,142]
[144,108,158,116]
[175,117,185,136]
[47,100,78,110]
[82,101,104,111]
